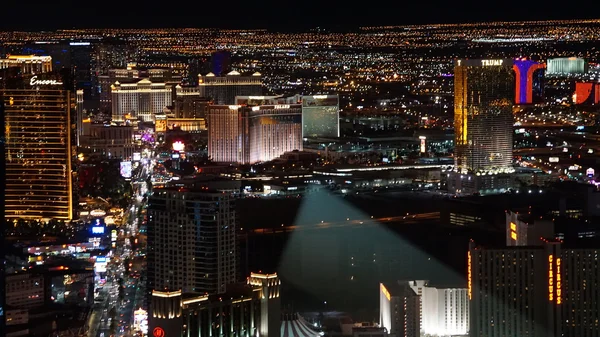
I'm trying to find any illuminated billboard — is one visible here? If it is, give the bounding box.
[120,161,132,178]
[95,256,108,273]
[302,95,340,138]
[92,226,105,234]
[133,152,142,161]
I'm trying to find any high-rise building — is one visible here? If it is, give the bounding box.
[0,55,52,74]
[199,71,262,105]
[406,280,469,337]
[513,59,546,105]
[111,78,173,122]
[76,89,84,146]
[0,85,5,336]
[450,59,515,195]
[379,282,420,337]
[1,71,76,221]
[149,273,281,337]
[207,103,303,164]
[302,95,340,138]
[69,42,94,99]
[469,240,600,337]
[101,66,182,114]
[147,187,237,295]
[547,57,588,76]
[506,210,554,246]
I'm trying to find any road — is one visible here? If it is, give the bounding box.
[251,212,440,234]
[88,158,151,337]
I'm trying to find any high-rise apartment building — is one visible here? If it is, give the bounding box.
[469,240,600,337]
[302,95,340,138]
[147,187,237,295]
[199,71,262,105]
[1,71,76,221]
[207,103,302,164]
[450,59,515,195]
[407,280,469,337]
[111,78,172,122]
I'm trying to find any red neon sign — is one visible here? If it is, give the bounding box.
[153,327,165,337]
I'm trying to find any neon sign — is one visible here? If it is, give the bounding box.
[274,105,290,109]
[548,255,554,301]
[481,60,504,66]
[30,76,63,86]
[556,258,562,304]
[153,327,165,337]
[380,283,391,301]
[510,222,517,241]
[467,251,472,300]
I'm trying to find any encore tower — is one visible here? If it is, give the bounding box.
[450,59,515,195]
[1,71,76,221]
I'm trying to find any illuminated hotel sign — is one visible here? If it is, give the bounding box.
[548,255,554,301]
[467,251,472,300]
[380,283,391,301]
[275,105,290,109]
[556,258,562,304]
[510,222,517,241]
[30,75,63,86]
[481,59,504,66]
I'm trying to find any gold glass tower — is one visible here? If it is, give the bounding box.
[2,85,75,220]
[454,59,514,175]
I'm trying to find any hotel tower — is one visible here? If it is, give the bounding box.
[1,69,76,221]
[450,59,515,195]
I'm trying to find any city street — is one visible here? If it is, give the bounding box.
[88,158,151,337]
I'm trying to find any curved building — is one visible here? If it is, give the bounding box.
[513,59,546,104]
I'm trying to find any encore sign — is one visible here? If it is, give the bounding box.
[30,76,63,86]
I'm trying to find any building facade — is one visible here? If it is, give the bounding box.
[547,57,588,76]
[0,55,52,74]
[199,71,262,105]
[469,240,600,337]
[80,124,135,159]
[379,283,420,337]
[5,274,44,309]
[407,280,469,337]
[208,104,302,164]
[1,72,76,221]
[513,59,545,105]
[302,95,340,138]
[147,188,237,295]
[505,210,554,246]
[149,273,281,337]
[111,78,172,122]
[451,59,515,195]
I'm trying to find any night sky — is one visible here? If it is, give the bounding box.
[1,1,596,31]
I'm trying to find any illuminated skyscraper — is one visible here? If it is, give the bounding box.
[199,71,262,105]
[1,71,76,221]
[450,59,515,195]
[207,103,302,164]
[302,95,340,138]
[0,86,5,336]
